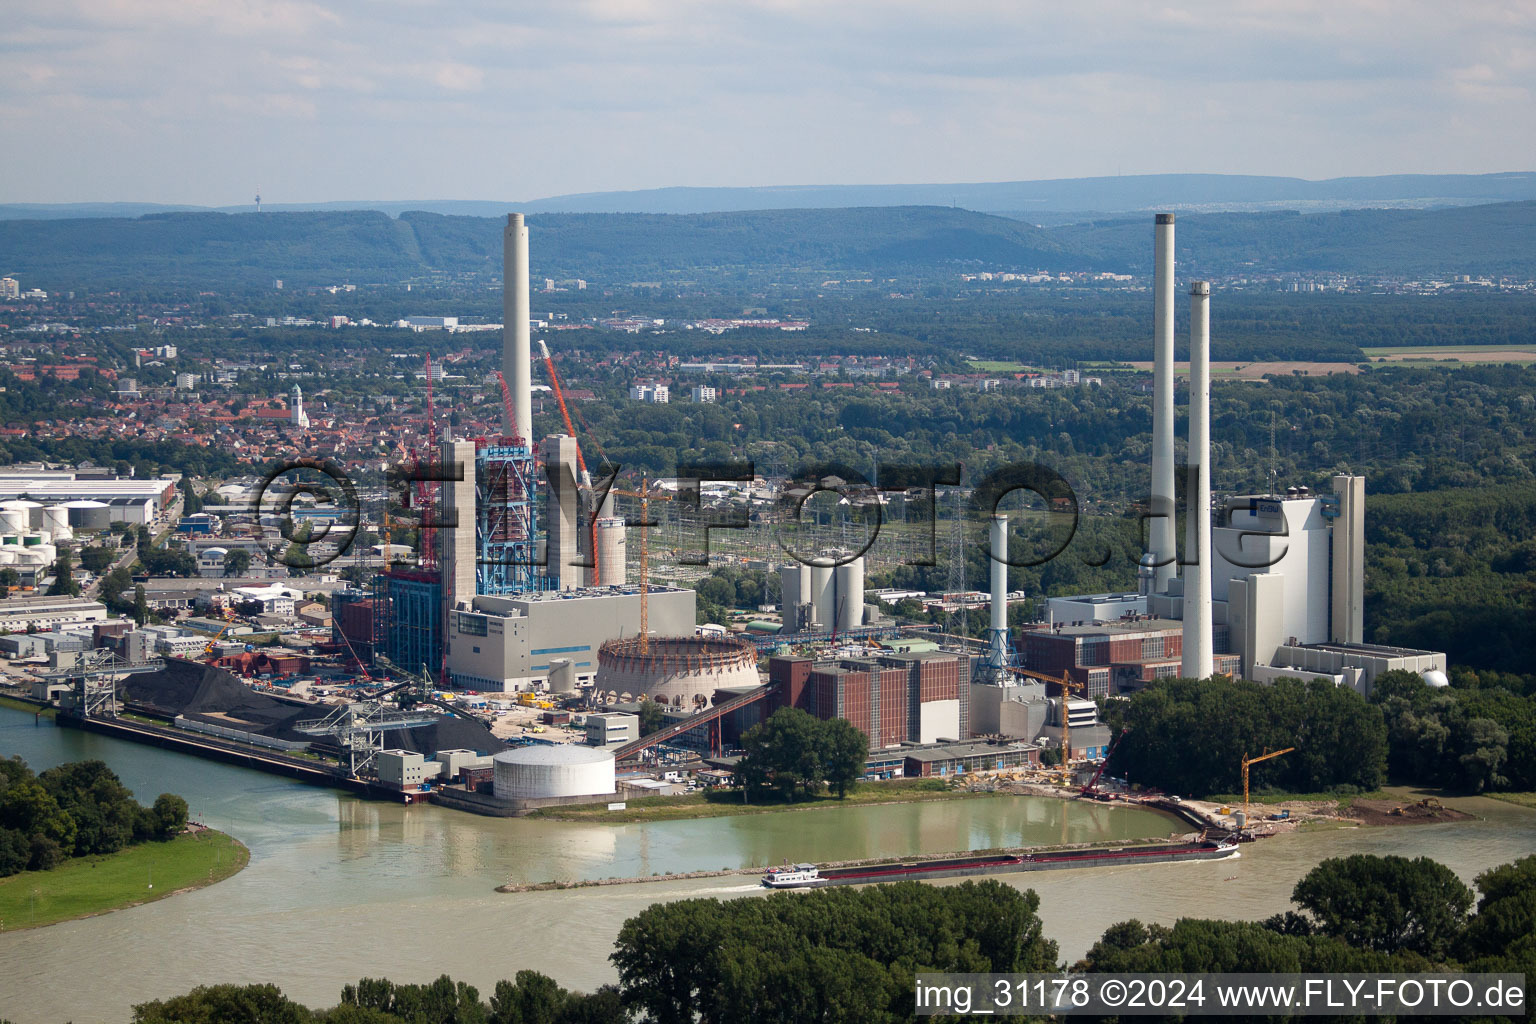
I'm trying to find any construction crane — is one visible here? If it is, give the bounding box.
[201,606,240,661]
[607,481,680,655]
[1012,668,1085,783]
[1081,727,1127,797]
[493,371,517,442]
[537,340,590,487]
[537,340,608,583]
[1241,747,1295,820]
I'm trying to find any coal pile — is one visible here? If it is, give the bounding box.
[121,658,502,756]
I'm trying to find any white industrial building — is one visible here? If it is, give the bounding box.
[0,596,108,632]
[444,584,696,693]
[0,472,177,518]
[1148,476,1370,683]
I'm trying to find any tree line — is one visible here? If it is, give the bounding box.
[117,851,1536,1023]
[0,758,188,876]
[1104,669,1535,797]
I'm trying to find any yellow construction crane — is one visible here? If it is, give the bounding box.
[1241,747,1294,819]
[201,606,239,661]
[608,480,678,657]
[1015,668,1084,783]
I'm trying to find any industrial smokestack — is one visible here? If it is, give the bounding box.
[1150,213,1177,594]
[987,514,1009,681]
[1181,281,1214,680]
[503,213,532,443]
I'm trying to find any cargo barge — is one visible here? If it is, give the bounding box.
[762,839,1238,888]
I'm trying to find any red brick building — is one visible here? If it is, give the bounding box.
[768,651,969,748]
[1023,618,1238,697]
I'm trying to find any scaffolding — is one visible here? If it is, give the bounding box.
[374,568,443,675]
[476,437,544,595]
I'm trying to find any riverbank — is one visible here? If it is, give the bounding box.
[0,693,52,715]
[527,778,998,822]
[0,828,248,931]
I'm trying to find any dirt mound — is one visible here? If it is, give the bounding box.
[1349,798,1472,827]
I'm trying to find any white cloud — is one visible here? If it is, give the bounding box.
[0,0,1532,203]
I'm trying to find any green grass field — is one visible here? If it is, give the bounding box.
[0,829,248,932]
[1361,344,1536,356]
[1486,791,1536,809]
[965,360,1038,373]
[529,778,998,823]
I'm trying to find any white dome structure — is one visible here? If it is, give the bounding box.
[493,745,616,801]
[1422,669,1450,689]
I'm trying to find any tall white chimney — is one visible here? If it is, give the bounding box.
[1150,213,1177,593]
[503,213,532,443]
[987,514,1010,680]
[1181,281,1214,680]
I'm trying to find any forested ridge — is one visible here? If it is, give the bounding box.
[5,201,1536,290]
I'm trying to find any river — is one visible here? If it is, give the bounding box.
[2,706,1533,1023]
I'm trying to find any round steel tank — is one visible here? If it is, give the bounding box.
[835,555,865,632]
[594,634,759,708]
[593,517,626,586]
[64,500,111,531]
[41,505,70,537]
[492,745,615,801]
[1,501,43,529]
[0,509,26,534]
[0,550,16,565]
[809,562,834,631]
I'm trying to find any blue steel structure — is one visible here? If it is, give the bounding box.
[375,569,443,675]
[475,437,545,596]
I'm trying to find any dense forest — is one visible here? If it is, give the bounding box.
[124,853,1536,1022]
[1104,669,1535,797]
[0,758,188,876]
[5,200,1536,290]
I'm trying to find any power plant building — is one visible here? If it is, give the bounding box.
[444,584,696,693]
[768,651,969,748]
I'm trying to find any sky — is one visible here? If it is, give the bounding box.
[3,0,1534,205]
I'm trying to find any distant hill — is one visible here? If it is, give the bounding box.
[2,201,1533,290]
[1068,201,1536,279]
[5,172,1534,221]
[0,207,1082,290]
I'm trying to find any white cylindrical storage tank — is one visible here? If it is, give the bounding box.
[41,505,69,536]
[2,500,43,530]
[32,543,56,563]
[809,561,834,631]
[64,500,111,531]
[493,745,615,801]
[0,550,16,564]
[594,517,626,586]
[21,532,45,547]
[835,555,865,632]
[0,509,25,534]
[14,549,48,566]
